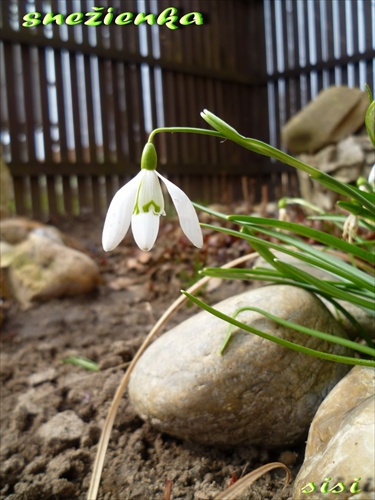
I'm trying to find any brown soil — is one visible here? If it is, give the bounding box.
[0,215,303,499]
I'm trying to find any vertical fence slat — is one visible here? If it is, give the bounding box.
[46,176,58,216]
[13,177,27,215]
[3,1,373,221]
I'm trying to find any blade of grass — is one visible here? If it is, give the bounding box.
[221,306,375,357]
[273,260,374,310]
[182,291,375,367]
[242,225,375,286]
[231,136,374,212]
[227,216,374,264]
[201,223,375,291]
[201,267,374,346]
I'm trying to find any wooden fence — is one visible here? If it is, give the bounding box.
[264,0,375,149]
[0,0,373,219]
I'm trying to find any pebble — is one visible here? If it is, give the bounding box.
[38,411,86,449]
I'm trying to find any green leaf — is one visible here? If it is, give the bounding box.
[62,356,100,371]
[226,216,374,263]
[365,99,375,148]
[242,225,375,286]
[337,201,375,220]
[182,291,375,367]
[200,110,374,211]
[273,260,374,310]
[221,305,375,357]
[201,223,375,290]
[193,202,229,220]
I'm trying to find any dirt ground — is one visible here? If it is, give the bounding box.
[0,215,304,500]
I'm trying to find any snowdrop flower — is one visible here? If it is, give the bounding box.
[102,143,203,252]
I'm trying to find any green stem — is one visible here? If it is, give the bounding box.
[148,127,224,143]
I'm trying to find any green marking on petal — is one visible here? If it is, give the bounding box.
[142,200,161,214]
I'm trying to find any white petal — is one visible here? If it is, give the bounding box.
[368,165,375,184]
[131,212,160,251]
[157,172,203,248]
[135,170,165,215]
[102,171,143,251]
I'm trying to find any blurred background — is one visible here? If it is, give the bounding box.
[0,0,374,220]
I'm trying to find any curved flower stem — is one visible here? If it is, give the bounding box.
[147,119,374,213]
[148,127,225,143]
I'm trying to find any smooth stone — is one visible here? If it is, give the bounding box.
[2,233,100,307]
[281,86,369,154]
[128,285,350,447]
[293,366,375,500]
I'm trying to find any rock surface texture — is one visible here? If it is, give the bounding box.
[297,133,374,211]
[1,230,100,307]
[281,86,369,154]
[293,366,375,500]
[129,285,350,447]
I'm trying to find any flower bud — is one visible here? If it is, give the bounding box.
[200,109,242,142]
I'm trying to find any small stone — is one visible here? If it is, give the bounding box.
[128,285,350,448]
[28,368,57,387]
[38,411,85,449]
[14,385,59,431]
[293,366,375,499]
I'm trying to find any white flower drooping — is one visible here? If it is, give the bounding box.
[102,143,203,252]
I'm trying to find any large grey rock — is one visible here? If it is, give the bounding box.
[282,86,369,154]
[293,366,375,500]
[129,285,350,448]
